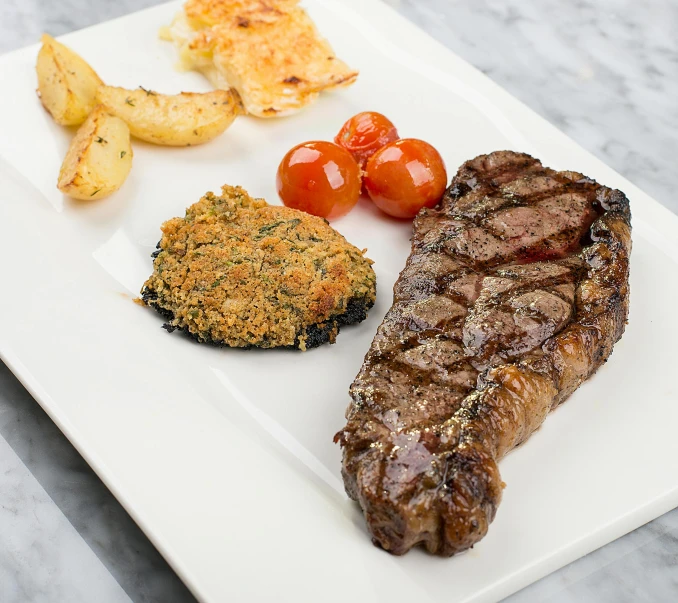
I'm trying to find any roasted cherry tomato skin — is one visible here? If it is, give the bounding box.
[364,139,447,219]
[334,112,400,168]
[276,141,362,220]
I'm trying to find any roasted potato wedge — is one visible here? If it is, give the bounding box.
[36,34,104,126]
[58,105,133,200]
[95,86,242,146]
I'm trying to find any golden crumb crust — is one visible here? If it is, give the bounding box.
[165,0,358,117]
[141,185,376,350]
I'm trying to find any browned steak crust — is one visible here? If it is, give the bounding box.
[336,151,631,556]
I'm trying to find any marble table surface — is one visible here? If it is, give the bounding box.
[1,0,677,601]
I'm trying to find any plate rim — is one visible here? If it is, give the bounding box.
[2,1,678,602]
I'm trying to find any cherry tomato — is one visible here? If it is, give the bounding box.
[334,112,400,168]
[364,139,447,219]
[276,141,362,220]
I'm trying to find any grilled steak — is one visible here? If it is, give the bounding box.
[336,151,631,556]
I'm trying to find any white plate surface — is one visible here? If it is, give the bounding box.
[1,1,678,602]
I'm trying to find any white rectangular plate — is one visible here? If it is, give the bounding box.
[1,2,677,602]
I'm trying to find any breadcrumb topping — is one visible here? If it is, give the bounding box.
[141,185,376,349]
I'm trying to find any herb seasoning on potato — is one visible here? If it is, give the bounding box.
[57,105,133,200]
[36,34,103,126]
[95,85,242,146]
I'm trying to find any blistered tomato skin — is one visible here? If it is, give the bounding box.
[334,112,400,168]
[364,138,448,219]
[276,141,362,220]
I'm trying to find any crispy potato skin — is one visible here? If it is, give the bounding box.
[57,105,133,200]
[36,34,104,126]
[95,85,242,146]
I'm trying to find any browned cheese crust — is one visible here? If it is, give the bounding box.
[141,185,376,350]
[336,151,632,556]
[174,0,358,117]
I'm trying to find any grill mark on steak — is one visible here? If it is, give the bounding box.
[336,151,631,556]
[463,259,582,369]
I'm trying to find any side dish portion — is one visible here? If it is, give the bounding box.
[277,141,362,221]
[276,112,447,221]
[336,151,632,555]
[162,0,358,117]
[141,185,376,350]
[57,105,133,200]
[95,86,242,146]
[36,34,103,126]
[364,138,447,219]
[36,35,242,202]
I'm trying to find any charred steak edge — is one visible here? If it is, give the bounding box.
[336,151,632,556]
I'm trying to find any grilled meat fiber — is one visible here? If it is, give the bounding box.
[336,151,631,556]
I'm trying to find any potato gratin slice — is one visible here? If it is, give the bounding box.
[161,0,359,117]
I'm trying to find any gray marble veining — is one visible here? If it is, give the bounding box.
[0,0,162,55]
[1,0,677,602]
[0,362,195,603]
[383,0,678,215]
[0,434,130,603]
